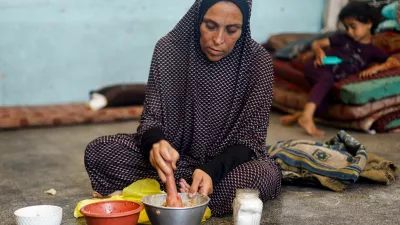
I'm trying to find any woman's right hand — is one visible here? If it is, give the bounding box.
[149,140,179,183]
[313,48,326,67]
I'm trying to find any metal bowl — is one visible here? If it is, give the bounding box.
[141,193,210,225]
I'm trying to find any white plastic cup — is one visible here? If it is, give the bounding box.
[14,205,62,225]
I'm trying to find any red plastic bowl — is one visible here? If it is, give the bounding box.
[80,200,144,225]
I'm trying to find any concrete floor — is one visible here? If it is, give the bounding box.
[1,111,399,225]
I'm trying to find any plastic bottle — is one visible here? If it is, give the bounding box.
[322,56,343,65]
[233,189,263,225]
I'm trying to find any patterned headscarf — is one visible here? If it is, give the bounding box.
[138,0,274,167]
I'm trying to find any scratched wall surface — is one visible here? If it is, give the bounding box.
[0,0,324,106]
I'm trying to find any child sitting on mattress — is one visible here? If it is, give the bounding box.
[280,1,400,136]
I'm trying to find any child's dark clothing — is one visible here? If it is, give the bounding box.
[304,34,389,115]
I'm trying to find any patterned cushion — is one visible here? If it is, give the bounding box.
[0,103,143,129]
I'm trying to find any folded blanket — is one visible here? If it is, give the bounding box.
[267,131,398,192]
[334,71,400,105]
[273,101,400,133]
[273,78,400,121]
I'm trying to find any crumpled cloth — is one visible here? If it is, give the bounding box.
[267,130,398,192]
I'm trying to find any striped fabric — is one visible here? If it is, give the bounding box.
[267,130,367,184]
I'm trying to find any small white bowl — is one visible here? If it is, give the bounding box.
[14,205,62,225]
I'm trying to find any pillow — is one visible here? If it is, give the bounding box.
[261,33,316,53]
[381,1,399,20]
[89,84,146,111]
[376,19,400,33]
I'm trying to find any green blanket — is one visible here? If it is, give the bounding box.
[339,76,400,105]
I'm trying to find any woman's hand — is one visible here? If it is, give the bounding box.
[179,170,213,198]
[359,67,379,78]
[149,140,179,183]
[188,169,213,198]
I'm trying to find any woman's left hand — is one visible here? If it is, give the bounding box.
[179,169,213,198]
[359,67,379,78]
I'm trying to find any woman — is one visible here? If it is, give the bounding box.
[85,0,282,216]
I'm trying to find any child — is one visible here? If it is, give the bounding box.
[280,2,400,136]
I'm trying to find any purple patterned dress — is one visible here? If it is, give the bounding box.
[84,0,282,216]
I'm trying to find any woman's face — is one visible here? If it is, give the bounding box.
[200,1,243,62]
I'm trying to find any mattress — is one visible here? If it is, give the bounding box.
[0,103,143,129]
[272,78,400,133]
[273,77,400,120]
[273,58,400,105]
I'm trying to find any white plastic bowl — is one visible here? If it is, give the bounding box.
[14,205,63,225]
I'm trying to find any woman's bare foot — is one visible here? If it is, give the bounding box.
[91,190,122,199]
[280,112,302,126]
[298,116,325,136]
[179,178,190,193]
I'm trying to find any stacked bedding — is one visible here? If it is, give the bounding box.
[269,32,400,133]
